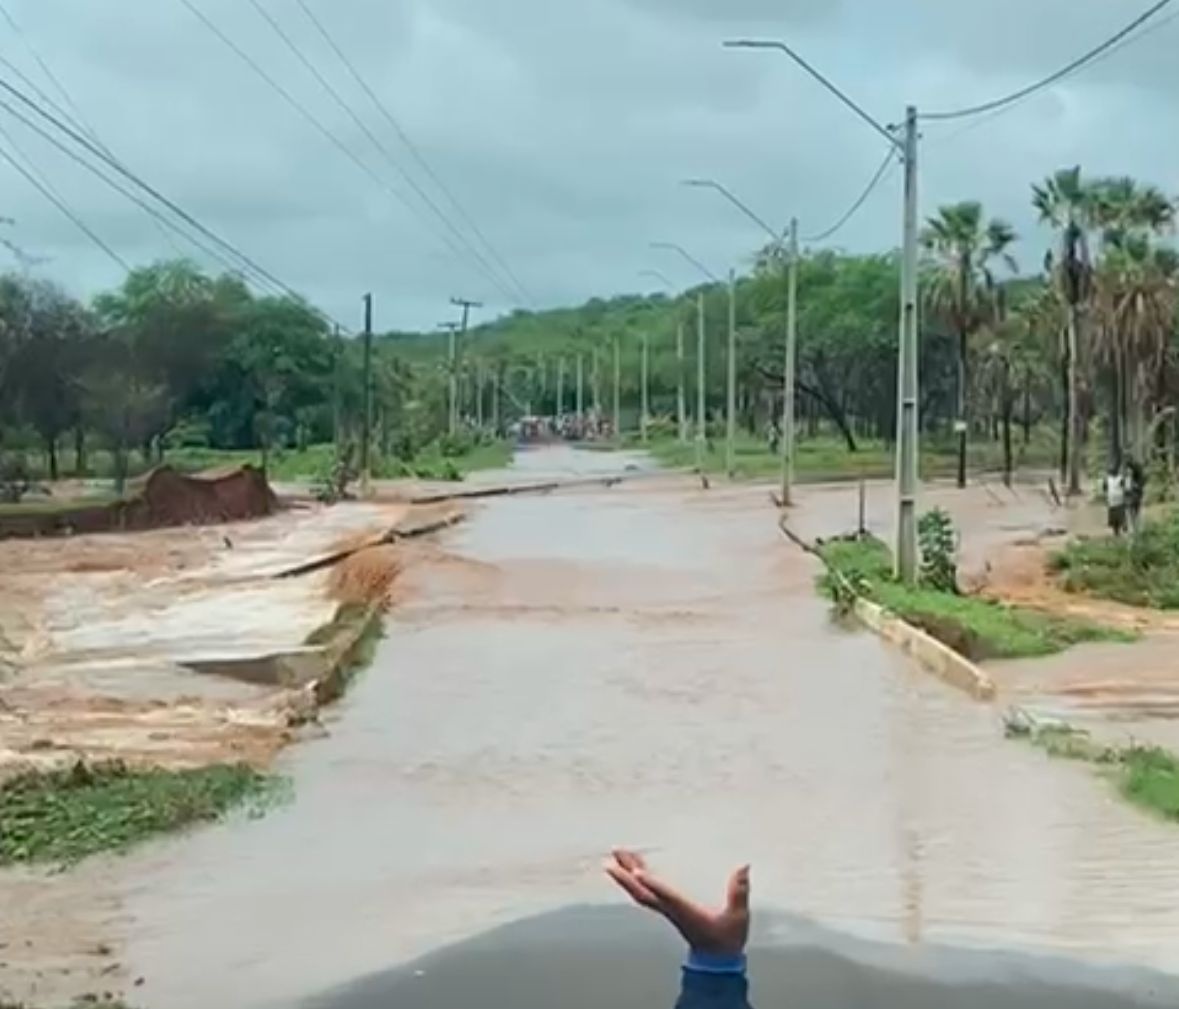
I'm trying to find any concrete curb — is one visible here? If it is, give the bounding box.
[181,603,382,705]
[776,517,996,702]
[853,598,997,701]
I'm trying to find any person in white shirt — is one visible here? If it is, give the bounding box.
[1104,467,1127,536]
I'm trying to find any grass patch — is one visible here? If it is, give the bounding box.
[645,429,1060,483]
[1052,509,1179,609]
[818,536,1129,660]
[0,761,282,867]
[1011,721,1179,822]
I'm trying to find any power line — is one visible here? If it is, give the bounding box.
[244,0,525,306]
[804,146,898,243]
[0,45,186,259]
[0,1,95,146]
[178,0,514,305]
[0,97,284,294]
[921,0,1176,122]
[0,137,129,271]
[925,7,1179,147]
[294,0,535,306]
[0,76,346,328]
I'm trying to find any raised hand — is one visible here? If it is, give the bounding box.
[605,848,751,957]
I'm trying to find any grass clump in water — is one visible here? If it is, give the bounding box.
[1008,718,1179,822]
[0,761,281,867]
[818,535,1129,660]
[1052,509,1179,609]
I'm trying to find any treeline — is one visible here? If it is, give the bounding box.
[0,260,450,494]
[2,166,1176,496]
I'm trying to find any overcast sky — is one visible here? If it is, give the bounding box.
[0,0,1176,332]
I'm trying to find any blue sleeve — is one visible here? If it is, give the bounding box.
[674,951,752,1009]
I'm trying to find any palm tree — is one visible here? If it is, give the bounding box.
[1088,178,1176,467]
[1033,167,1094,496]
[922,201,1017,488]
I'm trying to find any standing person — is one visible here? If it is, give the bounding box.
[1126,456,1146,534]
[606,849,753,1009]
[1104,465,1127,537]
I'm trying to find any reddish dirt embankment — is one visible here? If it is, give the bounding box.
[0,465,277,540]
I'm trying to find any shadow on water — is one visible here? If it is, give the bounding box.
[304,906,1179,1009]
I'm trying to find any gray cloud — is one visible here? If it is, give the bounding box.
[0,0,1175,331]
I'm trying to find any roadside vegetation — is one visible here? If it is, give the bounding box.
[1052,508,1179,609]
[1008,718,1179,823]
[646,430,1060,483]
[818,514,1128,660]
[0,761,282,867]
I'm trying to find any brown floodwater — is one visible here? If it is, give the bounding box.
[107,450,1179,1008]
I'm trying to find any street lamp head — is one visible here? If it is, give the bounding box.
[680,178,715,189]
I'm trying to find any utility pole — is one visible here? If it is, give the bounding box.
[438,321,461,436]
[676,320,688,443]
[612,334,621,441]
[895,106,920,584]
[332,323,343,463]
[726,268,737,479]
[696,291,706,472]
[781,217,799,506]
[475,359,484,430]
[360,293,373,496]
[641,331,650,443]
[557,357,566,417]
[576,354,585,416]
[450,296,482,434]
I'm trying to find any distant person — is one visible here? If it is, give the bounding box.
[606,849,752,1009]
[1104,465,1127,537]
[1126,456,1146,534]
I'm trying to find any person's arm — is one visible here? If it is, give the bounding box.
[604,850,753,1009]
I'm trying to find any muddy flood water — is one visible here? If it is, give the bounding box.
[35,448,1179,1007]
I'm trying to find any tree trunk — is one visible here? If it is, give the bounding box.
[73,426,86,475]
[1107,360,1122,473]
[114,441,128,497]
[1022,377,1032,446]
[956,328,968,489]
[45,435,59,482]
[1067,306,1083,496]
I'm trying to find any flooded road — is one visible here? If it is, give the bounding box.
[104,451,1179,1007]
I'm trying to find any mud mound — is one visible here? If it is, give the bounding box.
[0,465,277,539]
[128,465,277,527]
[328,545,402,608]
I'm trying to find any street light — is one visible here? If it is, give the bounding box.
[725,36,918,582]
[651,242,718,473]
[681,178,800,502]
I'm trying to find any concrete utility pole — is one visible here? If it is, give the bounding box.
[438,321,461,436]
[450,296,482,433]
[676,321,687,443]
[696,291,706,472]
[895,105,920,584]
[640,331,650,443]
[360,293,373,496]
[475,359,485,429]
[576,354,585,416]
[782,217,799,506]
[332,324,343,462]
[556,357,566,417]
[612,335,621,441]
[726,268,737,479]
